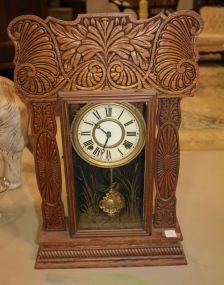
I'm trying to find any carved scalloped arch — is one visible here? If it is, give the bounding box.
[8,12,203,99]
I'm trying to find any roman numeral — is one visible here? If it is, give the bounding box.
[124,120,134,127]
[127,132,136,136]
[118,109,124,120]
[84,121,93,126]
[93,147,101,157]
[123,140,133,149]
[83,139,94,150]
[106,150,112,160]
[117,148,123,156]
[92,110,101,120]
[105,106,112,117]
[80,131,91,136]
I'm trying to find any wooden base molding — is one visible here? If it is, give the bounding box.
[36,244,186,268]
[35,222,186,268]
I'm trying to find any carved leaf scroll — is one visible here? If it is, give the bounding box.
[7,11,203,99]
[49,23,83,73]
[49,15,162,90]
[50,17,160,72]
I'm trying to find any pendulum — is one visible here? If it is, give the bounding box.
[99,168,125,216]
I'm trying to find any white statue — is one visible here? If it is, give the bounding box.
[0,76,31,189]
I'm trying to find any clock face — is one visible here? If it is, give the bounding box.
[70,103,145,168]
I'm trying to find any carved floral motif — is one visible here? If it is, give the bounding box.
[32,103,56,134]
[157,98,181,127]
[8,12,203,98]
[49,15,161,90]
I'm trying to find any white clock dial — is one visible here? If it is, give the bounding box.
[70,103,145,168]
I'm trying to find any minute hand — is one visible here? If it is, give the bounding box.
[103,136,109,149]
[103,131,111,149]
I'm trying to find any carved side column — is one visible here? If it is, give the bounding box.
[31,102,66,231]
[154,98,181,228]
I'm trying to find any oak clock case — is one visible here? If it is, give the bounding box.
[68,101,146,232]
[7,9,203,268]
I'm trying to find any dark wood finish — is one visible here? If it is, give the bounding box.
[61,0,86,19]
[7,11,202,268]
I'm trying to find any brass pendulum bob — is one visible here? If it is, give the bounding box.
[99,169,125,217]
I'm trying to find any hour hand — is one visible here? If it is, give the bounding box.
[95,123,107,135]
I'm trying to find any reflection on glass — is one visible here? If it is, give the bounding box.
[73,151,145,230]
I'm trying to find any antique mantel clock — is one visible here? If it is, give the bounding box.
[8,11,202,268]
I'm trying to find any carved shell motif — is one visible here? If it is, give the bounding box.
[150,14,201,94]
[8,17,63,97]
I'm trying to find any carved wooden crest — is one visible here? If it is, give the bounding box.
[8,11,202,100]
